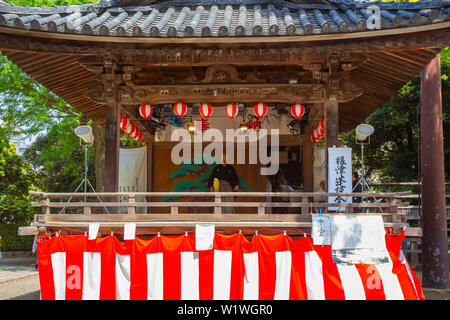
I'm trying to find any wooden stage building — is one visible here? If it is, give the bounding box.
[1,0,448,288]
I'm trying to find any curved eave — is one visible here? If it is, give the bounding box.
[0,21,449,46]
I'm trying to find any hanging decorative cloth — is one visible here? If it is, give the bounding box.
[36,232,425,300]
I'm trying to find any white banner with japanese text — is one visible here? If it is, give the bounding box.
[328,147,352,211]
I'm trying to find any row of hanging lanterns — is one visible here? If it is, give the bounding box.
[311,118,325,143]
[138,102,307,120]
[120,114,143,141]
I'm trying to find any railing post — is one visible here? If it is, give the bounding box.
[410,240,419,267]
[128,194,136,215]
[301,197,309,215]
[83,205,91,215]
[390,198,401,224]
[171,206,178,215]
[43,197,50,215]
[214,194,222,215]
[258,205,265,216]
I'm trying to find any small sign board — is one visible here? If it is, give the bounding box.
[329,215,390,265]
[329,215,387,250]
[312,215,331,246]
[327,147,352,212]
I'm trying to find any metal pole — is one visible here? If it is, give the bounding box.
[420,53,448,289]
[361,143,365,212]
[84,144,88,203]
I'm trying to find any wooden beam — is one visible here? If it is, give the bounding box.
[117,83,327,105]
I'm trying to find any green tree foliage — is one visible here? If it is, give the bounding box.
[4,0,97,7]
[0,0,100,227]
[0,54,80,146]
[0,139,40,224]
[0,223,34,251]
[23,119,97,193]
[343,47,450,183]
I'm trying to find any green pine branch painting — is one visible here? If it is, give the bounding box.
[162,154,251,204]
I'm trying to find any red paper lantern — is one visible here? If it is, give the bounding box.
[319,118,325,130]
[225,102,238,119]
[312,128,321,140]
[125,122,135,135]
[291,103,305,119]
[317,125,325,136]
[311,134,321,143]
[254,102,267,118]
[199,102,213,118]
[311,128,322,143]
[174,102,187,118]
[135,131,143,141]
[120,115,128,130]
[139,103,153,119]
[130,126,139,138]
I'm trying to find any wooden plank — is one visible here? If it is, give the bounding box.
[39,213,312,223]
[29,191,411,198]
[32,201,404,209]
[17,226,38,236]
[405,227,422,237]
[32,214,407,227]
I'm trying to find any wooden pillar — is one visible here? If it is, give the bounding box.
[324,99,339,190]
[103,97,121,192]
[146,139,153,213]
[93,125,105,192]
[302,140,314,192]
[420,53,449,289]
[324,99,339,147]
[103,54,121,195]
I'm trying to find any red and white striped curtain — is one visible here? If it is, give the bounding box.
[36,232,424,300]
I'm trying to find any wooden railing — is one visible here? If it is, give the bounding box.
[368,182,450,269]
[20,190,417,236]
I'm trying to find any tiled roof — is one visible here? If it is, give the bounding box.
[0,0,448,37]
